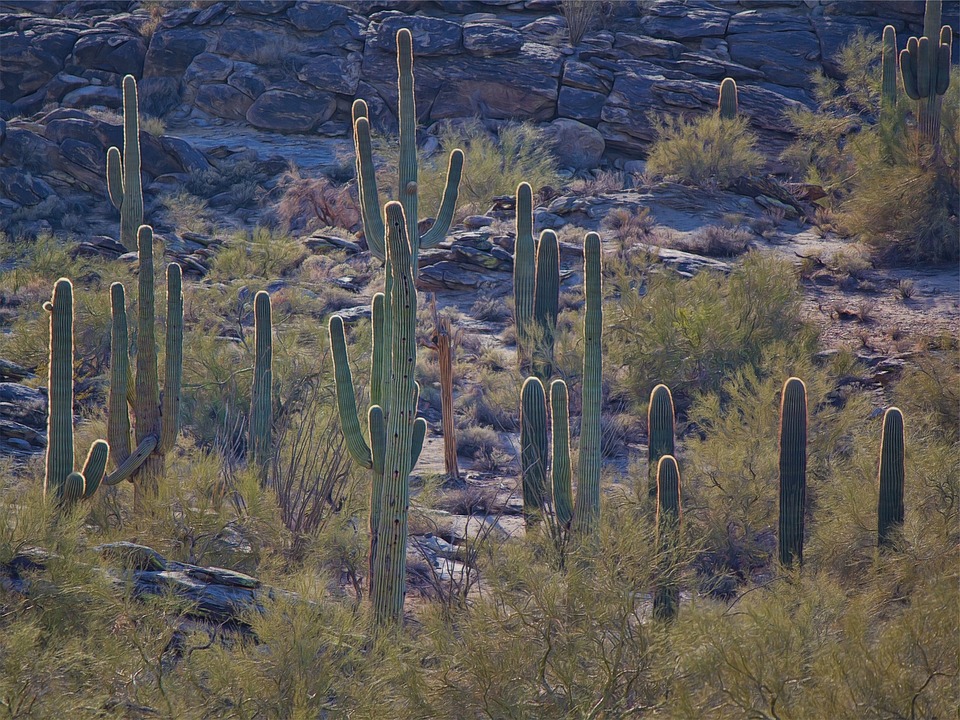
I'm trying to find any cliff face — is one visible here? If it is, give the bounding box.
[3,0,958,155]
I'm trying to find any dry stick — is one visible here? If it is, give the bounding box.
[428,294,461,484]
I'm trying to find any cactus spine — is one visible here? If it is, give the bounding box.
[899,0,952,147]
[106,75,143,252]
[353,29,463,274]
[249,291,272,485]
[106,225,183,506]
[718,77,738,120]
[44,279,110,503]
[647,384,676,501]
[877,407,905,549]
[653,455,681,621]
[519,233,603,535]
[778,377,807,568]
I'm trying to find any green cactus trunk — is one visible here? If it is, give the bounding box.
[249,291,273,485]
[353,29,463,274]
[647,384,676,501]
[513,182,535,371]
[881,26,899,120]
[44,279,109,503]
[653,455,681,622]
[550,380,574,529]
[106,75,143,252]
[778,377,807,568]
[521,376,549,527]
[718,77,738,120]
[531,230,559,382]
[877,407,905,549]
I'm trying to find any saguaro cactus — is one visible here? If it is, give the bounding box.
[900,0,952,147]
[106,75,143,252]
[718,77,738,120]
[249,291,273,485]
[877,407,905,549]
[881,25,900,121]
[330,202,427,625]
[107,225,183,506]
[44,279,110,503]
[513,182,560,381]
[647,384,676,501]
[653,454,682,621]
[519,233,603,535]
[778,377,807,568]
[353,28,463,273]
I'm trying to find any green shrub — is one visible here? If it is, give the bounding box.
[645,113,763,186]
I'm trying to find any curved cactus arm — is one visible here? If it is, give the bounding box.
[45,279,75,499]
[411,417,427,468]
[520,376,549,528]
[159,263,183,454]
[935,27,951,95]
[369,405,386,477]
[513,182,536,369]
[877,407,905,548]
[108,282,132,467]
[352,98,368,194]
[901,43,920,100]
[420,149,465,249]
[354,115,386,261]
[61,472,86,503]
[329,315,373,469]
[778,377,807,568]
[918,37,933,98]
[550,380,573,529]
[572,232,603,535]
[371,292,385,409]
[106,146,124,210]
[103,435,157,485]
[79,440,110,499]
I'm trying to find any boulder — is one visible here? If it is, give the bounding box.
[0,383,47,429]
[237,0,292,14]
[368,14,463,56]
[184,52,234,87]
[614,33,686,60]
[286,1,350,32]
[297,52,362,95]
[0,168,55,205]
[143,27,208,77]
[546,118,605,169]
[561,60,613,94]
[462,22,524,56]
[727,29,821,87]
[557,86,606,125]
[245,89,336,132]
[639,0,731,40]
[71,30,145,76]
[61,84,122,108]
[195,83,252,121]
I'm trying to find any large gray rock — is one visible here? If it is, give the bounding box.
[546,118,604,169]
[297,53,362,95]
[184,52,234,87]
[286,1,350,32]
[0,383,46,429]
[561,60,613,94]
[144,27,208,76]
[614,33,686,60]
[0,168,55,205]
[639,0,731,40]
[557,85,606,125]
[727,29,821,88]
[462,22,524,56]
[195,83,253,121]
[368,13,463,56]
[245,89,336,132]
[71,29,146,76]
[61,84,123,108]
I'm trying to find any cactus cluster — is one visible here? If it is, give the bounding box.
[899,0,953,146]
[106,75,144,253]
[107,225,183,505]
[44,279,111,503]
[249,291,273,485]
[519,232,603,534]
[718,77,738,120]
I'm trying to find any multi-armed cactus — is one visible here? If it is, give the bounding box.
[249,291,273,485]
[519,232,603,535]
[653,455,682,621]
[44,279,110,504]
[352,28,463,275]
[330,202,427,625]
[899,0,952,147]
[717,77,738,120]
[106,75,143,252]
[647,384,676,501]
[107,225,183,505]
[877,407,905,549]
[513,182,560,381]
[778,377,807,568]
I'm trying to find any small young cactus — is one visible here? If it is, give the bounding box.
[877,407,905,549]
[778,377,807,568]
[718,77,738,120]
[106,75,143,252]
[249,291,273,485]
[653,454,682,621]
[520,376,549,527]
[647,384,676,501]
[44,279,110,503]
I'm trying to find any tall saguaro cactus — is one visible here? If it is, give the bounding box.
[647,384,676,501]
[352,28,463,274]
[899,0,952,147]
[718,77,738,120]
[44,279,110,503]
[653,455,682,621]
[778,377,807,568]
[330,202,427,625]
[877,407,905,549]
[249,291,273,485]
[107,225,183,505]
[513,182,560,381]
[106,75,143,252]
[519,233,604,535]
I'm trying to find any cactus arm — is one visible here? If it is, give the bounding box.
[918,37,933,98]
[550,380,573,529]
[647,384,676,500]
[653,454,682,621]
[520,376,549,528]
[369,405,386,477]
[329,315,374,469]
[61,473,86,503]
[411,417,427,468]
[45,279,75,498]
[923,0,942,42]
[532,229,560,381]
[935,28,951,95]
[877,407,905,548]
[901,44,920,100]
[372,201,419,625]
[572,232,603,535]
[778,377,807,568]
[159,263,183,454]
[881,27,898,116]
[513,182,536,369]
[248,290,272,477]
[103,435,158,486]
[371,292,385,409]
[354,115,386,261]
[108,283,132,466]
[79,440,110,499]
[116,75,143,252]
[135,225,161,449]
[396,28,421,271]
[420,149,465,249]
[718,77,738,120]
[106,146,123,210]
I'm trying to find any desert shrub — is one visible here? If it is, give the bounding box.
[645,113,763,187]
[209,227,306,281]
[274,167,360,236]
[560,0,600,44]
[666,224,754,257]
[159,189,211,234]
